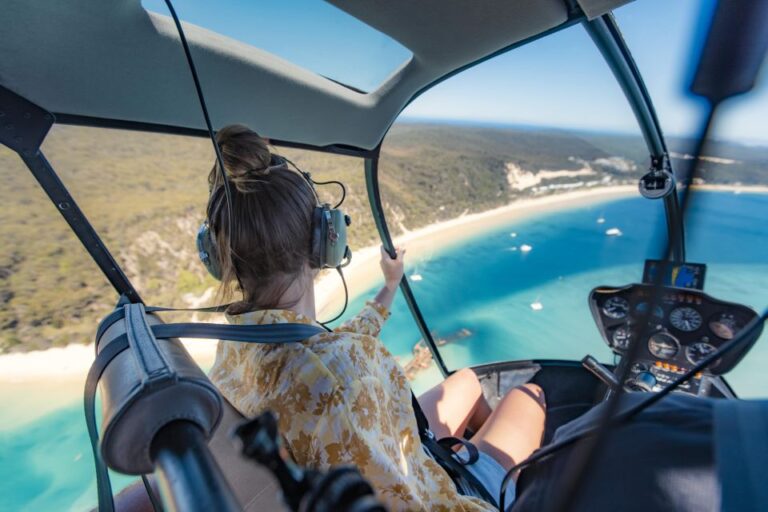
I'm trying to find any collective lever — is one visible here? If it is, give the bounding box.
[581,355,619,389]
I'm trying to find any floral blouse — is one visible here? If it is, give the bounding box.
[208,301,493,511]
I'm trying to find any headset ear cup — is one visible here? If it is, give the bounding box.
[320,208,350,268]
[310,206,324,269]
[197,221,222,280]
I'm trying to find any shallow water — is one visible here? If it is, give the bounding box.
[370,191,768,398]
[2,191,766,511]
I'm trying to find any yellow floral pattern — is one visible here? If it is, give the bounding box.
[209,301,493,511]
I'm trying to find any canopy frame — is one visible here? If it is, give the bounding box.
[0,6,685,376]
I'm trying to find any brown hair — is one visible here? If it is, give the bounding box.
[206,124,317,312]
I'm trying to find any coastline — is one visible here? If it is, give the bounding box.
[315,184,639,316]
[1,183,764,401]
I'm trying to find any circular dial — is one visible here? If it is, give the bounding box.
[634,302,664,319]
[602,296,630,319]
[709,313,740,340]
[669,307,703,332]
[686,342,718,366]
[611,325,632,351]
[648,332,680,359]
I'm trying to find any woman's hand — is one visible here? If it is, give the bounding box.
[373,246,406,312]
[380,246,406,291]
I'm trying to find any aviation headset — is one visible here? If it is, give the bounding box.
[196,154,352,281]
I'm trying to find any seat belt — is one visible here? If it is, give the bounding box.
[410,394,498,506]
[85,305,327,512]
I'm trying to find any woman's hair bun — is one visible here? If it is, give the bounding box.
[209,124,274,193]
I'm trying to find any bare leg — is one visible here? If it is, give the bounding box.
[109,477,159,512]
[417,368,493,440]
[470,383,546,474]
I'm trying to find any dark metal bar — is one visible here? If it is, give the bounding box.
[150,421,241,512]
[364,155,449,377]
[19,150,142,303]
[52,113,378,159]
[584,15,686,262]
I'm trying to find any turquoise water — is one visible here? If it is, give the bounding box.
[2,191,767,511]
[368,191,768,395]
[366,192,768,396]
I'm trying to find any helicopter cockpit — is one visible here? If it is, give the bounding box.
[589,266,761,396]
[2,0,768,511]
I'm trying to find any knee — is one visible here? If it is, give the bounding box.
[453,367,482,398]
[518,383,546,410]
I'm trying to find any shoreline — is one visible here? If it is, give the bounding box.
[316,184,639,316]
[2,183,765,394]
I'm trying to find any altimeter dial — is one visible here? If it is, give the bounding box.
[669,307,703,332]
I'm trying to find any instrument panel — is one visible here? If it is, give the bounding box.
[589,284,761,378]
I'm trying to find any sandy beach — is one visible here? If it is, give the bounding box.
[1,182,762,406]
[0,185,633,397]
[316,185,638,317]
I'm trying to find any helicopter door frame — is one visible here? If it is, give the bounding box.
[364,153,450,376]
[0,85,142,304]
[584,14,686,261]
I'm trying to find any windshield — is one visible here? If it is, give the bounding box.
[371,0,768,395]
[2,2,768,510]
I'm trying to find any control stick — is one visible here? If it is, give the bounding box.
[581,355,619,389]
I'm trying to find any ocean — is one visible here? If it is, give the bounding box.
[2,191,767,511]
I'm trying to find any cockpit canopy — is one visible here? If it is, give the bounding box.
[1,0,630,149]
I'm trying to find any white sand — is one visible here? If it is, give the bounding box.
[316,185,637,317]
[2,183,764,393]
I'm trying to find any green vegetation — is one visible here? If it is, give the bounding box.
[1,122,765,353]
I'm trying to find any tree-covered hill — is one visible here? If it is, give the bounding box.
[0,122,765,352]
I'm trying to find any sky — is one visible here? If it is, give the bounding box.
[144,0,768,144]
[401,0,768,144]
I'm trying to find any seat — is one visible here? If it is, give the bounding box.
[112,397,286,512]
[207,398,286,511]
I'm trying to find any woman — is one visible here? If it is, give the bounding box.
[207,125,546,511]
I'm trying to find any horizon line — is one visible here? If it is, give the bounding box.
[396,116,768,147]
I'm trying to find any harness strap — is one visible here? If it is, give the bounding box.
[437,437,480,465]
[86,312,326,512]
[96,304,327,343]
[85,334,129,512]
[410,393,497,505]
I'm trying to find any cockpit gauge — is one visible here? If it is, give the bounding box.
[602,296,630,319]
[709,313,739,340]
[686,342,718,366]
[634,302,664,319]
[648,332,680,359]
[611,325,632,350]
[669,307,703,332]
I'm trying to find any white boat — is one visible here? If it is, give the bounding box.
[605,227,623,236]
[520,244,533,252]
[597,216,606,224]
[410,273,423,281]
[530,300,544,311]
